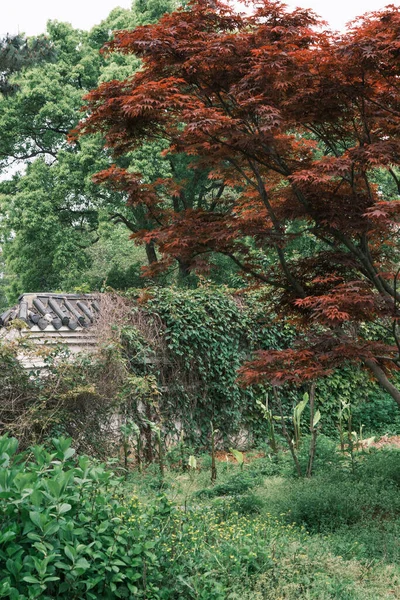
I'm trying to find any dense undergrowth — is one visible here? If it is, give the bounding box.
[1,434,399,599]
[1,287,400,459]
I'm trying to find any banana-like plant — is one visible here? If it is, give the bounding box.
[256,395,278,453]
[293,392,309,449]
[229,448,244,470]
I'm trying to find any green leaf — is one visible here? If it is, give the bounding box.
[29,511,45,532]
[22,576,40,584]
[75,558,90,570]
[64,545,76,562]
[313,410,321,427]
[63,448,76,460]
[229,448,244,465]
[58,503,72,514]
[44,521,60,536]
[188,455,197,470]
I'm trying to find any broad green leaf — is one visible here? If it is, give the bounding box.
[229,448,244,465]
[58,503,72,514]
[29,511,45,532]
[22,576,40,584]
[188,455,197,470]
[64,545,76,562]
[313,410,321,427]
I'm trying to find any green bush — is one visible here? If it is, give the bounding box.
[274,476,400,533]
[246,454,282,478]
[2,435,398,599]
[231,492,265,515]
[357,448,400,487]
[0,436,166,599]
[196,471,260,498]
[295,434,342,477]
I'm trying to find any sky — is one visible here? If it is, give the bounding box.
[0,0,396,37]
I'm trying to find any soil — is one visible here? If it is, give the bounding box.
[359,435,400,449]
[215,450,264,463]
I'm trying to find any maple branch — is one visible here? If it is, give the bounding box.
[223,252,288,289]
[363,359,400,409]
[327,227,399,301]
[388,168,400,195]
[364,96,400,119]
[392,268,400,359]
[251,162,306,297]
[110,212,137,232]
[304,124,341,158]
[209,183,225,212]
[226,157,258,189]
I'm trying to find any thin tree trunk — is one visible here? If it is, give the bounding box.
[145,240,158,265]
[158,432,164,479]
[178,259,191,280]
[210,421,217,483]
[144,404,153,463]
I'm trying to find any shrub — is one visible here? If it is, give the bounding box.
[2,435,398,599]
[246,455,282,478]
[295,434,342,477]
[196,471,260,498]
[0,435,165,599]
[231,492,265,515]
[356,448,400,487]
[274,476,400,533]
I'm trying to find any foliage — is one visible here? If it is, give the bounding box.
[0,435,167,599]
[127,443,400,599]
[80,0,400,408]
[3,434,399,599]
[124,285,291,444]
[196,470,260,498]
[266,450,400,534]
[0,34,54,95]
[0,1,177,303]
[0,336,122,455]
[1,287,399,457]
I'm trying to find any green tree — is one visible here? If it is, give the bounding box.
[0,1,176,301]
[0,33,53,95]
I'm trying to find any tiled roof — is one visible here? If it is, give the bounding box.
[0,293,100,331]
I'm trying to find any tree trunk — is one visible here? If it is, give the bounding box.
[178,259,191,280]
[144,404,153,463]
[364,359,400,409]
[210,421,217,483]
[145,240,158,265]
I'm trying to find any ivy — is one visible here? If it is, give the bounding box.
[123,286,291,445]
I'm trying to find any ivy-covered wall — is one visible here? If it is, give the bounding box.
[1,285,398,456]
[118,286,400,446]
[126,286,290,445]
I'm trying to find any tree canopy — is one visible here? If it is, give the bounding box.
[0,0,177,302]
[77,0,400,406]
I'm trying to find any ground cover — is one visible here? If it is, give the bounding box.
[124,440,400,599]
[0,435,399,599]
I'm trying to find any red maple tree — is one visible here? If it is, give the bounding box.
[76,0,400,407]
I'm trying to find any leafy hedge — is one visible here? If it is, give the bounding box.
[0,436,167,599]
[124,286,400,443]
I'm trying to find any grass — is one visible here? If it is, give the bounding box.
[125,444,400,599]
